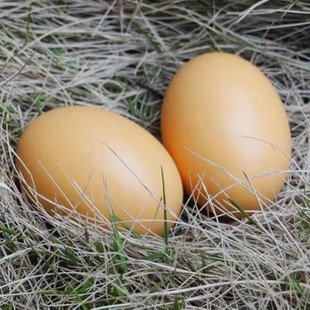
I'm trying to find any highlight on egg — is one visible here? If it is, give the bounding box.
[161,52,291,217]
[16,106,183,236]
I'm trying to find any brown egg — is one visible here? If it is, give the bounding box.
[16,106,183,235]
[161,52,291,216]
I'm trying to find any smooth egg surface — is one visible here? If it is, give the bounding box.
[161,52,291,216]
[16,106,183,235]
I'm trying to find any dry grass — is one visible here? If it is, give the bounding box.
[1,1,310,309]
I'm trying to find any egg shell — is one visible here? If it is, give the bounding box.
[16,106,183,235]
[161,52,291,216]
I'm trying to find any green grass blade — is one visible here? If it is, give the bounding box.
[161,166,170,262]
[229,199,264,232]
[109,211,128,274]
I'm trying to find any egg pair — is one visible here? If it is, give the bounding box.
[16,52,291,236]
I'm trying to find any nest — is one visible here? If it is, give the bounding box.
[0,1,309,309]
